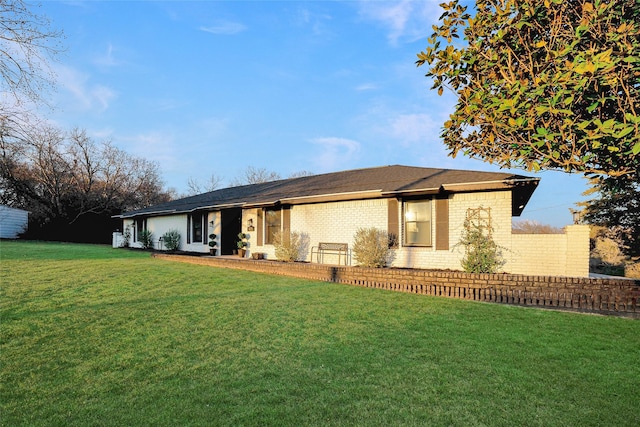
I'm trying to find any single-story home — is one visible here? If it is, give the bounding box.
[115,165,589,277]
[0,205,29,239]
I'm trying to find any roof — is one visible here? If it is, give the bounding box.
[117,165,539,218]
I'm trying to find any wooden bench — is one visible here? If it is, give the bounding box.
[311,242,350,265]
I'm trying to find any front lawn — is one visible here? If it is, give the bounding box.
[1,241,639,426]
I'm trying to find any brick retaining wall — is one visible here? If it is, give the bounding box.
[152,254,640,318]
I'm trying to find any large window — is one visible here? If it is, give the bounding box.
[265,208,281,244]
[404,200,432,246]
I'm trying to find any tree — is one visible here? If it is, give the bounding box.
[581,177,640,257]
[186,174,223,195]
[230,166,281,186]
[1,0,62,109]
[288,170,315,178]
[417,0,640,183]
[512,220,562,234]
[1,0,63,177]
[0,124,171,242]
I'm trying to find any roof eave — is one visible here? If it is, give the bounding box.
[381,187,441,198]
[266,189,383,206]
[114,209,177,219]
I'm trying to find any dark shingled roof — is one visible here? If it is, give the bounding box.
[117,165,539,218]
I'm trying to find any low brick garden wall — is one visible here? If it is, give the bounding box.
[153,254,640,318]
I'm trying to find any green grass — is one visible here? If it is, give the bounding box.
[1,240,639,426]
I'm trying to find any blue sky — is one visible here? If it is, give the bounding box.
[40,0,588,227]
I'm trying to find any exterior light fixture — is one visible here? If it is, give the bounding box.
[570,209,582,224]
[247,218,255,231]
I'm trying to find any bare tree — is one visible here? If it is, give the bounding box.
[0,0,63,108]
[512,220,562,235]
[0,123,170,241]
[186,173,223,195]
[1,0,64,167]
[288,170,314,178]
[230,166,281,186]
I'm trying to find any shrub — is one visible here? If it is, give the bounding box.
[352,227,389,268]
[122,228,131,248]
[162,230,181,251]
[273,230,303,262]
[139,230,154,249]
[237,233,247,249]
[458,209,504,273]
[625,261,640,279]
[592,237,626,266]
[589,226,628,276]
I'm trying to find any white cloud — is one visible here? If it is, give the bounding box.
[55,64,116,112]
[355,82,378,91]
[120,131,177,167]
[93,43,119,68]
[389,113,439,146]
[294,7,333,37]
[200,21,247,35]
[358,0,441,45]
[310,137,361,172]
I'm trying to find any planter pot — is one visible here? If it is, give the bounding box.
[209,248,217,256]
[238,248,246,257]
[252,252,265,260]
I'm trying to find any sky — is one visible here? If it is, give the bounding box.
[38,0,589,227]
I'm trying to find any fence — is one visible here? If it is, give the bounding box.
[152,253,640,318]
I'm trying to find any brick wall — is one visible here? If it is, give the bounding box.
[153,253,640,318]
[141,190,590,277]
[248,200,388,264]
[391,191,513,270]
[508,225,590,277]
[247,191,515,271]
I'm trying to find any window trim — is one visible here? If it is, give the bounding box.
[134,218,147,243]
[402,199,433,247]
[264,207,282,245]
[188,212,206,244]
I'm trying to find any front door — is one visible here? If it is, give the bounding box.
[220,208,241,255]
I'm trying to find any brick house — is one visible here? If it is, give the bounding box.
[115,165,589,277]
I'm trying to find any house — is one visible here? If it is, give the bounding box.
[115,165,590,277]
[0,205,29,239]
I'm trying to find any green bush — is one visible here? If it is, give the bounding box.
[352,227,389,268]
[273,230,302,262]
[122,228,131,248]
[139,230,154,249]
[162,230,181,251]
[458,214,504,274]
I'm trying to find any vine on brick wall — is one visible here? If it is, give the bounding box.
[458,207,505,273]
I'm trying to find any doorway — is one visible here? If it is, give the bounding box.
[220,208,241,255]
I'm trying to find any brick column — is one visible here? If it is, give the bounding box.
[565,225,590,277]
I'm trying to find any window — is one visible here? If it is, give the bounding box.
[189,213,204,243]
[265,207,281,244]
[404,200,432,246]
[134,218,147,242]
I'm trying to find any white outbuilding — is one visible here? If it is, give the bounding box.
[0,205,29,239]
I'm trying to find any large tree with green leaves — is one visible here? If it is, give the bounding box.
[581,177,640,257]
[417,0,640,182]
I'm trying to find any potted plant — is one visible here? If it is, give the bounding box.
[208,233,217,256]
[237,232,247,257]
